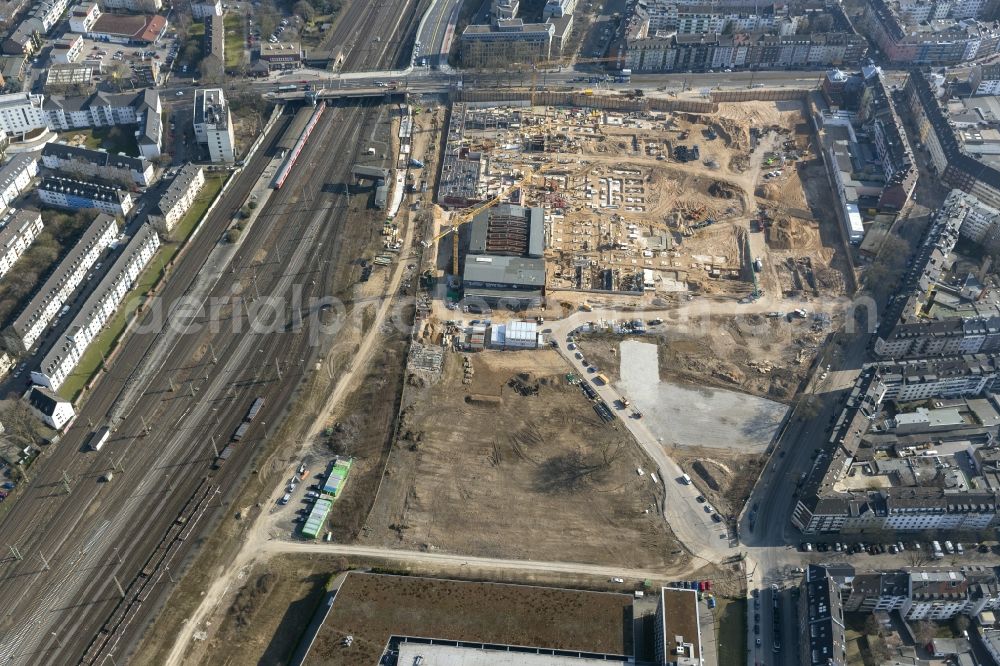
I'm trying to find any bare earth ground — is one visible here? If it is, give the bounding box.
[671,446,765,522]
[306,572,635,665]
[358,349,684,569]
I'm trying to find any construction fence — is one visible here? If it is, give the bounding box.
[453,89,717,114]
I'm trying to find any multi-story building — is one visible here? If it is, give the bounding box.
[619,30,868,72]
[0,91,46,134]
[0,208,42,279]
[874,355,1000,401]
[85,13,167,45]
[26,385,73,428]
[654,587,702,665]
[843,571,910,612]
[68,0,99,32]
[791,357,1000,535]
[799,565,847,666]
[42,142,154,187]
[460,19,554,68]
[149,164,204,233]
[193,88,235,163]
[39,176,133,216]
[491,0,518,21]
[905,71,1000,211]
[33,223,159,390]
[203,13,223,64]
[189,0,220,18]
[895,0,988,22]
[860,0,1000,64]
[904,570,1000,620]
[542,0,575,19]
[99,0,161,12]
[0,153,40,215]
[857,72,917,211]
[11,213,117,350]
[872,190,998,359]
[51,34,83,63]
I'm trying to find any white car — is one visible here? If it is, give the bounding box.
[611,577,624,583]
[175,90,184,96]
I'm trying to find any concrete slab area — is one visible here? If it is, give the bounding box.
[618,340,788,452]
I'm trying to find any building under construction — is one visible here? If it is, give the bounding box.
[463,204,545,308]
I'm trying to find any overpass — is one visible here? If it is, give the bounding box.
[268,82,453,103]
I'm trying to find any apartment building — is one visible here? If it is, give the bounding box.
[39,176,133,216]
[254,41,302,72]
[905,71,1000,211]
[0,91,46,134]
[857,73,917,211]
[189,0,220,17]
[193,88,235,163]
[11,213,117,350]
[0,208,42,280]
[895,0,989,22]
[203,13,223,63]
[843,572,909,612]
[790,357,1000,536]
[51,34,83,64]
[542,0,575,19]
[460,19,554,68]
[0,153,40,215]
[99,0,161,12]
[799,565,847,666]
[67,0,99,33]
[872,190,997,359]
[44,87,160,132]
[619,30,867,72]
[41,142,154,187]
[33,223,159,391]
[874,355,1000,401]
[149,163,203,233]
[860,0,1000,64]
[904,570,1000,620]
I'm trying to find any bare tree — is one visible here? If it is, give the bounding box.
[913,620,936,646]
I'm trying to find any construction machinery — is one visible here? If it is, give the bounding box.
[422,167,535,280]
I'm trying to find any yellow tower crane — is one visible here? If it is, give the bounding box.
[422,167,536,280]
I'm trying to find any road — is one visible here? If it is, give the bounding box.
[415,0,462,70]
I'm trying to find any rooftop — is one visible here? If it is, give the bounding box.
[659,587,701,664]
[305,573,634,666]
[91,13,165,42]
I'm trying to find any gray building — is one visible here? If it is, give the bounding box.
[462,204,546,307]
[799,565,847,666]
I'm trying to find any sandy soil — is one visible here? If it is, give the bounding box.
[358,349,684,569]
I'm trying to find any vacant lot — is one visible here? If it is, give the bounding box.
[192,554,334,666]
[359,349,681,569]
[307,572,634,665]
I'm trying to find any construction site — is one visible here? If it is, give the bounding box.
[431,99,852,306]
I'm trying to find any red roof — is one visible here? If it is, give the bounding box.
[91,13,166,43]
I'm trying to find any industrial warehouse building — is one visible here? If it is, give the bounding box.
[462,203,545,308]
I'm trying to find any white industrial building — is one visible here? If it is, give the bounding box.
[193,88,235,163]
[150,163,204,233]
[12,213,117,350]
[489,320,540,349]
[33,224,160,391]
[0,209,42,280]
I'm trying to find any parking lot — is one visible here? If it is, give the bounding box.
[60,32,182,86]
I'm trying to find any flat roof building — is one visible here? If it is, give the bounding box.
[193,88,234,163]
[461,19,554,68]
[655,587,701,665]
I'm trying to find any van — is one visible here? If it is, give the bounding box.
[681,474,692,485]
[279,493,291,504]
[945,540,954,554]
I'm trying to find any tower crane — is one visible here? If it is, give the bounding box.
[422,167,535,280]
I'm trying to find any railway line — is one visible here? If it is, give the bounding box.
[0,97,386,664]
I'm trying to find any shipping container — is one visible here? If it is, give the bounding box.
[88,426,111,451]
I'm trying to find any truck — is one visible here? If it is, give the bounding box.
[277,84,297,92]
[753,257,763,272]
[88,426,111,451]
[594,373,610,385]
[932,541,944,558]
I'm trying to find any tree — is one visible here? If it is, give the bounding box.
[174,11,193,42]
[863,614,882,638]
[810,14,834,33]
[199,53,225,85]
[952,614,971,635]
[293,0,316,22]
[913,620,936,645]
